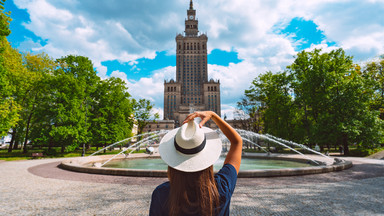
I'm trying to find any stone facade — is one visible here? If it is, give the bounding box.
[142,120,175,133]
[164,0,221,127]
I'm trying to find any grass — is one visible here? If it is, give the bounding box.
[243,146,356,155]
[0,147,147,161]
[1,145,382,161]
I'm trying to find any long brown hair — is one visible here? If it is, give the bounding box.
[167,165,220,216]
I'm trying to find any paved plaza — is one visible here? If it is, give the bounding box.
[0,157,383,216]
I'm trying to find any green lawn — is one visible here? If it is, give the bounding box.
[1,145,382,161]
[0,147,146,161]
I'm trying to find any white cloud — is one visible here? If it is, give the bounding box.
[109,66,175,108]
[107,67,175,119]
[221,104,237,120]
[96,65,108,79]
[13,0,177,66]
[14,0,384,64]
[16,37,43,52]
[305,42,340,54]
[12,0,384,119]
[151,107,164,120]
[110,70,128,82]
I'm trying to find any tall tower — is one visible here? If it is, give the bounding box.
[164,0,221,127]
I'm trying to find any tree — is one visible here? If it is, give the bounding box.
[0,0,20,137]
[288,49,382,154]
[363,57,384,120]
[2,40,27,152]
[16,53,56,153]
[242,48,383,155]
[244,71,301,141]
[89,77,135,148]
[133,98,159,135]
[29,55,99,153]
[235,97,262,133]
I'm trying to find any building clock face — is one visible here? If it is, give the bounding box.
[189,15,194,20]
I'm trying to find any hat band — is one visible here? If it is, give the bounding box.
[174,136,206,155]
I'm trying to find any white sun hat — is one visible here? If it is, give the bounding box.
[159,121,222,172]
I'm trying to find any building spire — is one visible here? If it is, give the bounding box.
[189,0,193,10]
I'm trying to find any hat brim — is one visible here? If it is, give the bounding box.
[159,126,222,172]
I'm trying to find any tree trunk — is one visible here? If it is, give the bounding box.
[14,136,19,149]
[61,145,65,153]
[303,106,311,142]
[7,130,16,153]
[48,138,53,151]
[23,112,34,153]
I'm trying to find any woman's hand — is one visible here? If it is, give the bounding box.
[184,110,242,173]
[182,111,215,128]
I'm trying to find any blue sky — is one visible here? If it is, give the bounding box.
[275,17,337,51]
[5,0,384,119]
[100,49,242,80]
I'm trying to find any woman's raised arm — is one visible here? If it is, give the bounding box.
[183,111,243,173]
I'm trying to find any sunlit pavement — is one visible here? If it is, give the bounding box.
[0,157,383,216]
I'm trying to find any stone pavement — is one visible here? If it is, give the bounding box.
[0,157,383,216]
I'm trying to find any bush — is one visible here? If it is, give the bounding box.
[349,146,384,157]
[43,148,57,156]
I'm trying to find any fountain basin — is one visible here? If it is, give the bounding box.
[59,153,353,178]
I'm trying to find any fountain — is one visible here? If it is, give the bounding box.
[60,125,353,177]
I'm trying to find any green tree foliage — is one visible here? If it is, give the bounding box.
[289,49,383,154]
[0,0,10,37]
[0,0,20,137]
[89,77,135,147]
[363,57,384,120]
[13,53,56,153]
[245,71,302,142]
[134,98,159,135]
[235,97,262,133]
[1,2,158,153]
[25,55,137,153]
[242,49,383,155]
[44,55,100,152]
